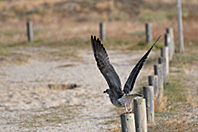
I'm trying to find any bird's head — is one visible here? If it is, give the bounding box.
[103,89,110,94]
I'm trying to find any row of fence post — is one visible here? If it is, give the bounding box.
[25,0,184,52]
[26,21,107,42]
[99,22,153,43]
[144,26,175,128]
[26,22,179,53]
[98,22,182,53]
[120,26,175,132]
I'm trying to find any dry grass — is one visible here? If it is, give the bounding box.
[149,115,198,132]
[108,127,121,132]
[148,41,198,131]
[145,0,198,4]
[186,95,197,108]
[0,1,198,56]
[154,95,167,112]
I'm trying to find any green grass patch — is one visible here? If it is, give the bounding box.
[127,39,148,50]
[0,46,12,56]
[163,51,198,112]
[105,38,134,47]
[148,40,198,131]
[0,37,91,49]
[170,52,198,72]
[174,53,198,64]
[125,38,163,51]
[129,30,145,37]
[105,38,153,51]
[30,38,91,49]
[0,46,30,64]
[164,77,186,107]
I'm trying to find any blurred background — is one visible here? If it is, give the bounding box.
[1,0,198,47]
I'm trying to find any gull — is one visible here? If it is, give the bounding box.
[91,35,160,113]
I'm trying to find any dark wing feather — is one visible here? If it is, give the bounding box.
[123,36,161,94]
[91,35,123,98]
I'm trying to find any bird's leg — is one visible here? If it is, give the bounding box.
[124,103,129,113]
[124,103,133,114]
[128,102,133,113]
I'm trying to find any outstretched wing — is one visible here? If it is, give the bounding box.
[91,35,123,98]
[123,36,161,94]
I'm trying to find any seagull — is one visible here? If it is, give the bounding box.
[91,35,160,113]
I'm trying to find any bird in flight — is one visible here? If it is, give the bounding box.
[91,35,160,113]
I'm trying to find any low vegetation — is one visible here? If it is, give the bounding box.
[148,43,198,131]
[21,104,83,128]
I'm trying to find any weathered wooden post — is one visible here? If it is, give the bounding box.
[154,64,164,95]
[165,33,172,60]
[134,97,147,132]
[159,55,168,83]
[177,0,184,52]
[27,21,34,42]
[161,46,169,74]
[143,86,155,125]
[166,28,175,56]
[99,22,106,41]
[120,113,136,132]
[148,75,159,96]
[145,23,152,44]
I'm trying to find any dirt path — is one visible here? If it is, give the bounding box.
[0,48,156,131]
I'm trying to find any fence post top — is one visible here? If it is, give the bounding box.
[146,23,152,25]
[120,112,134,116]
[134,97,145,101]
[166,27,173,32]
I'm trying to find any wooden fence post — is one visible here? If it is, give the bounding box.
[143,86,155,125]
[161,46,169,74]
[27,21,34,42]
[158,56,168,84]
[145,23,152,44]
[120,113,136,132]
[99,22,106,41]
[177,0,184,52]
[148,75,159,96]
[165,33,172,60]
[166,28,175,57]
[154,64,164,95]
[134,97,147,132]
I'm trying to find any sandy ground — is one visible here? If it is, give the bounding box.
[0,47,157,132]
